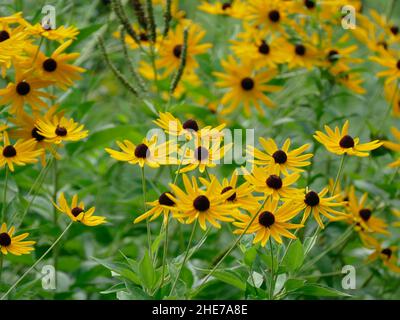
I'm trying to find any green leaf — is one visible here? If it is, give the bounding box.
[212,270,246,291]
[92,257,141,285]
[283,240,304,272]
[292,284,351,297]
[139,251,156,290]
[285,279,306,292]
[244,246,258,267]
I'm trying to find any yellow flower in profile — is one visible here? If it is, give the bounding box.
[112,25,153,50]
[314,120,383,157]
[0,24,27,77]
[134,191,180,224]
[247,138,312,175]
[382,126,400,168]
[370,51,400,85]
[153,112,225,141]
[0,132,43,172]
[283,39,320,70]
[168,174,237,230]
[331,68,366,95]
[364,236,400,273]
[23,22,79,42]
[346,187,389,235]
[53,193,106,226]
[200,171,259,213]
[178,137,231,174]
[198,1,246,18]
[214,56,281,115]
[384,82,400,116]
[30,40,85,90]
[105,135,177,168]
[290,187,348,229]
[156,23,212,77]
[233,198,303,246]
[0,69,53,115]
[0,223,35,256]
[242,166,300,200]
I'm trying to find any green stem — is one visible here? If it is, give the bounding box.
[331,153,346,197]
[169,219,198,296]
[1,167,8,224]
[52,160,59,283]
[1,222,73,300]
[158,217,170,292]
[0,254,3,283]
[141,166,152,257]
[31,36,44,67]
[269,238,275,300]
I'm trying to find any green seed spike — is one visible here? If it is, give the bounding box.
[111,0,140,46]
[169,27,188,94]
[163,0,172,37]
[145,0,156,43]
[131,0,148,31]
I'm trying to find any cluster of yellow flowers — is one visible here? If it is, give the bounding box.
[0,13,105,258]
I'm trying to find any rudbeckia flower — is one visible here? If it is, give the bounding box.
[53,193,106,226]
[384,82,400,116]
[314,120,383,157]
[0,223,35,256]
[364,236,400,273]
[214,56,281,115]
[382,126,400,168]
[0,132,43,172]
[283,39,320,70]
[112,24,154,50]
[247,138,312,175]
[168,174,238,230]
[370,50,400,85]
[198,0,246,18]
[22,22,79,42]
[36,114,88,144]
[105,135,177,168]
[330,68,366,95]
[289,187,348,229]
[233,198,303,246]
[242,165,301,200]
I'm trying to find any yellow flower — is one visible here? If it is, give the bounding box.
[330,68,366,95]
[105,135,177,168]
[233,198,303,246]
[53,193,106,226]
[214,56,281,115]
[382,126,400,168]
[314,120,383,157]
[198,0,247,18]
[0,223,35,256]
[392,209,400,227]
[168,174,237,230]
[247,138,312,175]
[364,236,400,273]
[0,132,43,172]
[36,114,88,144]
[282,39,320,70]
[289,187,348,229]
[370,50,400,85]
[23,22,79,42]
[156,22,212,77]
[112,25,153,50]
[384,82,400,116]
[0,69,53,115]
[242,165,301,200]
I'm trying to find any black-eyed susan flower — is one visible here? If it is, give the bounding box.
[0,132,43,172]
[233,198,303,246]
[247,137,312,175]
[346,186,389,235]
[382,126,400,168]
[364,236,400,273]
[36,114,88,144]
[199,171,259,213]
[53,193,106,226]
[198,0,246,18]
[156,23,211,77]
[0,223,35,256]
[168,174,237,230]
[242,165,301,200]
[30,40,85,90]
[105,135,176,168]
[178,135,231,173]
[214,56,281,115]
[384,82,400,116]
[134,191,180,224]
[289,187,348,229]
[330,68,366,95]
[112,25,153,50]
[370,50,400,85]
[283,38,320,70]
[314,120,383,157]
[23,21,79,42]
[0,69,53,115]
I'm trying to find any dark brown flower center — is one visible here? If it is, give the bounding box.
[339,135,355,148]
[304,191,320,206]
[381,248,392,259]
[272,150,287,164]
[0,30,10,42]
[378,41,388,50]
[304,0,316,9]
[158,192,175,206]
[259,211,275,227]
[71,207,84,217]
[31,127,45,141]
[43,58,57,72]
[134,143,149,158]
[173,44,182,58]
[139,32,149,41]
[359,208,371,222]
[266,174,283,190]
[55,126,68,137]
[327,49,339,63]
[0,232,11,246]
[295,44,306,56]
[390,25,399,35]
[221,186,236,201]
[193,195,210,211]
[258,40,270,55]
[16,81,30,96]
[2,145,17,158]
[268,10,280,22]
[222,2,231,10]
[195,146,209,161]
[397,60,400,70]
[241,77,254,91]
[182,119,199,132]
